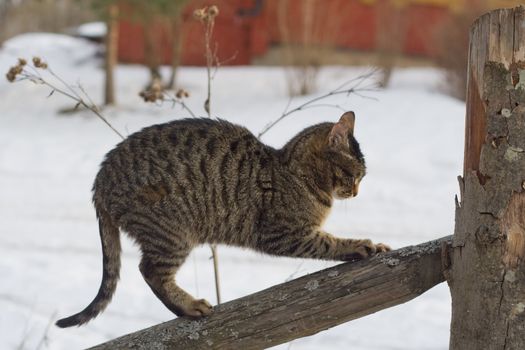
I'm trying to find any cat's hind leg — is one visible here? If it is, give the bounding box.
[123,216,212,318]
[139,249,212,318]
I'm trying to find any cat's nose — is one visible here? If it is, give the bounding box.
[352,182,360,196]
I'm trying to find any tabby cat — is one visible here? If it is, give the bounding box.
[56,111,390,328]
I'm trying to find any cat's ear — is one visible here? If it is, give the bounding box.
[328,111,355,149]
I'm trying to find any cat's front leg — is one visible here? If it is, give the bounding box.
[335,238,391,261]
[256,224,390,261]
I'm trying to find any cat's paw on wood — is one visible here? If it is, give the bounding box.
[374,243,391,253]
[341,240,391,261]
[182,299,213,318]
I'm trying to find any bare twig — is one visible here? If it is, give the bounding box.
[194,5,219,118]
[257,69,379,139]
[162,91,197,118]
[35,311,57,350]
[15,312,33,350]
[194,5,222,304]
[212,51,238,79]
[6,57,125,140]
[192,251,200,297]
[284,261,305,282]
[296,103,347,112]
[204,24,213,117]
[139,82,197,118]
[211,245,221,303]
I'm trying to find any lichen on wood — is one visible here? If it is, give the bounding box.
[449,6,525,350]
[89,236,451,350]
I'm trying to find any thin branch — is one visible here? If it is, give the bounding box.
[138,85,197,119]
[351,91,380,101]
[47,67,84,101]
[258,70,379,139]
[297,103,347,112]
[280,96,293,117]
[192,251,200,297]
[35,311,57,350]
[194,5,222,304]
[199,8,217,118]
[8,58,125,140]
[212,51,238,79]
[211,245,221,304]
[162,91,197,118]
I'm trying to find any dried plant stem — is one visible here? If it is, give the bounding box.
[203,21,222,302]
[162,91,197,118]
[35,311,57,350]
[194,5,222,304]
[258,69,379,139]
[204,20,214,117]
[17,64,125,140]
[195,5,219,118]
[211,245,221,303]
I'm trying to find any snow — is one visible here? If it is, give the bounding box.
[1,33,98,66]
[0,33,465,350]
[74,22,107,39]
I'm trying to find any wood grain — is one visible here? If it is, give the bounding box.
[89,236,451,350]
[450,5,525,350]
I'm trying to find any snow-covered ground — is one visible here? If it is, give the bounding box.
[0,34,465,350]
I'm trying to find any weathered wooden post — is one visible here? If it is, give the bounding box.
[449,5,525,349]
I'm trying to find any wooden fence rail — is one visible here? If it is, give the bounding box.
[89,236,451,350]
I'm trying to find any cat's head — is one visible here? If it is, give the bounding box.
[326,112,366,199]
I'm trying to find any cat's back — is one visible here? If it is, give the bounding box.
[121,117,254,156]
[93,118,271,217]
[97,118,259,179]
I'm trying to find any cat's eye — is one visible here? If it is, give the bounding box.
[337,166,353,179]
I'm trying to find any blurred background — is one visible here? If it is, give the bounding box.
[1,0,523,100]
[1,1,523,350]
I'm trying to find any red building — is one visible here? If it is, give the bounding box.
[116,0,486,65]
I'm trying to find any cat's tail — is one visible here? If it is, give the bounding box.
[55,208,121,328]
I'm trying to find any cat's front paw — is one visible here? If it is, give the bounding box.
[342,239,391,261]
[375,243,391,253]
[181,298,213,318]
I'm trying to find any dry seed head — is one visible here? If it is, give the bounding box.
[5,64,23,82]
[6,70,16,82]
[193,8,207,21]
[139,87,164,103]
[208,5,219,18]
[175,89,190,99]
[151,84,161,93]
[32,56,47,69]
[18,58,27,66]
[139,90,153,102]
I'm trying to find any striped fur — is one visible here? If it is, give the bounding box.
[56,112,390,327]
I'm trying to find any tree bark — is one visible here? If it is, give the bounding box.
[167,5,184,90]
[143,11,162,89]
[104,3,118,105]
[89,236,451,350]
[449,5,525,350]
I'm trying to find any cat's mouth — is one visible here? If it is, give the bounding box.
[333,189,356,199]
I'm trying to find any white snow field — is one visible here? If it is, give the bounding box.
[0,34,465,350]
